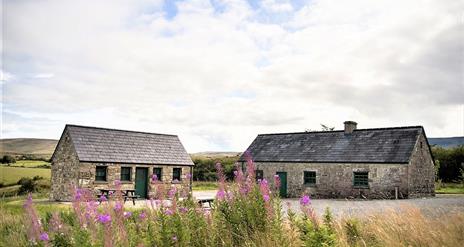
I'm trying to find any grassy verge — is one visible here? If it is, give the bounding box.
[436,182,464,194]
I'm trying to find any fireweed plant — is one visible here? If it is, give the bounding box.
[21,155,337,247]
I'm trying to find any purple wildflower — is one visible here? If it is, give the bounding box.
[39,232,49,241]
[274,174,281,188]
[139,211,147,220]
[263,194,270,202]
[233,170,238,177]
[151,174,158,183]
[97,214,111,224]
[179,207,188,213]
[165,209,174,215]
[114,180,121,186]
[23,194,42,242]
[172,235,178,242]
[186,173,192,179]
[114,202,122,211]
[123,211,132,218]
[74,189,83,200]
[300,195,311,206]
[216,189,226,200]
[168,187,177,199]
[100,195,107,202]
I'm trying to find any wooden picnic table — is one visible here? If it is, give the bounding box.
[197,198,214,208]
[98,189,139,205]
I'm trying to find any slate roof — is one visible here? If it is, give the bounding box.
[57,125,194,166]
[239,126,425,164]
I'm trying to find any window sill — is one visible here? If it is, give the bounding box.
[94,181,108,184]
[120,181,132,184]
[304,184,317,187]
[354,186,369,189]
[171,180,182,184]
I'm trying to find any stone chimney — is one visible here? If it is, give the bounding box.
[344,121,357,134]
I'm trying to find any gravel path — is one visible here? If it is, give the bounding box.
[282,194,464,218]
[192,191,464,218]
[31,191,464,218]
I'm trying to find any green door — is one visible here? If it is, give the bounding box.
[135,168,148,198]
[276,172,287,198]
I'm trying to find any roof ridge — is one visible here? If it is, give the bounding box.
[65,124,178,137]
[258,125,423,136]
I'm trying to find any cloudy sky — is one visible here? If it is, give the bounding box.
[1,0,463,152]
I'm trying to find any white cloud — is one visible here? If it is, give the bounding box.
[2,0,463,152]
[261,0,293,13]
[33,73,55,79]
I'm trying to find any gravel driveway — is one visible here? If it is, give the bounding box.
[282,194,464,218]
[192,191,464,218]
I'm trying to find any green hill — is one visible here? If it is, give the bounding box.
[0,138,58,159]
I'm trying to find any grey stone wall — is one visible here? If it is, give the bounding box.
[254,162,409,199]
[51,130,80,201]
[78,163,191,198]
[408,131,435,198]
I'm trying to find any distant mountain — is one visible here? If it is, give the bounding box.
[0,138,58,159]
[190,152,242,159]
[428,137,464,148]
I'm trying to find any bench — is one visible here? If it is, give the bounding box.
[197,198,214,208]
[124,195,140,205]
[97,189,139,205]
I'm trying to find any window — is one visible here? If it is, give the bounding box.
[153,167,162,181]
[255,170,264,181]
[304,171,316,185]
[353,172,369,188]
[173,168,182,181]
[120,167,131,181]
[95,166,107,181]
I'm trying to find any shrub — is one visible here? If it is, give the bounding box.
[18,177,36,194]
[17,176,47,195]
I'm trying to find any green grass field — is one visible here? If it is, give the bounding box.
[192,181,219,191]
[0,166,51,186]
[9,160,51,168]
[436,183,464,194]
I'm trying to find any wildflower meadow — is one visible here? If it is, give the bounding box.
[1,157,463,246]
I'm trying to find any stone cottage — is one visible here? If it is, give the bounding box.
[51,124,194,201]
[239,121,435,199]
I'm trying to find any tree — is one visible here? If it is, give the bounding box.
[305,124,335,132]
[320,124,335,131]
[1,155,16,164]
[432,145,464,182]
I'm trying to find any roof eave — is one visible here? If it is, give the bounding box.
[239,160,409,164]
[78,160,195,166]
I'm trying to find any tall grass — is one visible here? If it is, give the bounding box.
[336,206,464,247]
[1,156,463,246]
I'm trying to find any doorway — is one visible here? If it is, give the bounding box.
[135,167,148,198]
[276,172,287,198]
